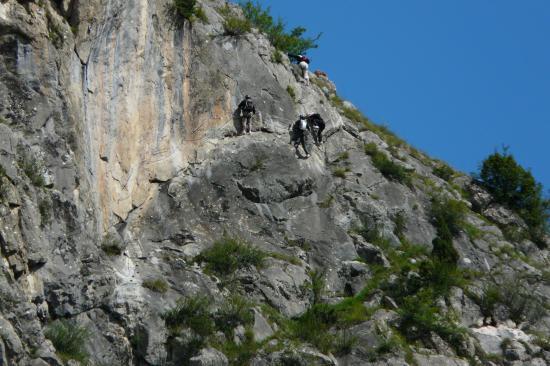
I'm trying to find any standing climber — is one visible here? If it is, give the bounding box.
[289,54,310,84]
[307,113,326,145]
[289,115,310,158]
[238,95,256,134]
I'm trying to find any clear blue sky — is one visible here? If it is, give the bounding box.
[255,0,550,191]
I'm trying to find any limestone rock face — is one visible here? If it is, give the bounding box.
[0,0,549,365]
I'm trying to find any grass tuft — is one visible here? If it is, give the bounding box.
[197,236,267,276]
[44,319,90,363]
[142,278,169,293]
[163,296,214,336]
[101,234,124,256]
[364,143,412,186]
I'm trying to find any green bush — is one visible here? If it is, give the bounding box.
[142,278,169,293]
[163,296,214,336]
[364,143,412,186]
[169,0,208,24]
[476,279,546,324]
[397,289,465,346]
[101,234,123,256]
[218,328,259,366]
[239,1,321,54]
[223,16,252,36]
[318,194,334,208]
[392,212,407,240]
[215,295,254,336]
[286,85,296,101]
[430,196,468,237]
[291,304,338,353]
[429,196,467,265]
[44,319,90,363]
[19,155,45,187]
[307,270,326,304]
[356,225,392,249]
[271,49,283,64]
[478,149,549,246]
[197,236,267,275]
[332,167,350,178]
[433,163,455,182]
[0,166,7,202]
[39,199,52,226]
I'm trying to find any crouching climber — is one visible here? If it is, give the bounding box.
[289,54,310,84]
[307,113,326,145]
[289,115,310,158]
[238,95,256,134]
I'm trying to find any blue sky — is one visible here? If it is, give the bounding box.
[254,0,550,191]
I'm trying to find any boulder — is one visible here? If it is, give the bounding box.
[189,348,229,366]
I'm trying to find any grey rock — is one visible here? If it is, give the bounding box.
[253,309,274,342]
[0,0,548,364]
[189,348,229,366]
[482,204,527,228]
[413,354,468,366]
[351,234,390,267]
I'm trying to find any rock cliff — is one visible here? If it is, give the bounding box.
[0,0,549,365]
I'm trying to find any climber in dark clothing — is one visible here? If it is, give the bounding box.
[238,95,256,134]
[307,113,326,145]
[289,115,310,158]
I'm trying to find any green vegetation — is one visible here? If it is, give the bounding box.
[271,49,284,64]
[433,163,455,182]
[18,155,45,187]
[250,156,265,172]
[101,234,124,256]
[331,151,352,178]
[44,319,90,364]
[218,328,260,366]
[239,1,321,54]
[168,0,208,24]
[163,296,214,336]
[269,252,301,265]
[429,196,468,266]
[223,15,252,36]
[163,295,260,365]
[430,196,468,237]
[215,295,254,336]
[332,167,350,178]
[0,166,7,202]
[286,85,296,101]
[142,278,169,293]
[46,11,64,48]
[392,212,407,240]
[39,198,52,227]
[317,194,334,208]
[197,236,267,275]
[475,279,546,325]
[336,151,350,161]
[331,95,405,148]
[478,148,549,247]
[364,143,412,186]
[307,270,326,304]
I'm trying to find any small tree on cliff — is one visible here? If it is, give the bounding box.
[169,0,208,24]
[239,1,321,54]
[478,148,549,246]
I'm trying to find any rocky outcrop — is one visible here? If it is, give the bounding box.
[0,0,549,365]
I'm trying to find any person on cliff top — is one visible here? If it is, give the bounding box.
[289,115,310,158]
[307,113,326,145]
[289,54,310,84]
[238,95,256,134]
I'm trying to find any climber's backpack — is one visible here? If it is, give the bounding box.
[242,99,254,113]
[308,114,324,127]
